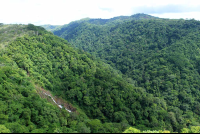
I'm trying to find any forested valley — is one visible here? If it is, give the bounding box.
[0,13,200,133]
[0,22,174,133]
[51,13,200,132]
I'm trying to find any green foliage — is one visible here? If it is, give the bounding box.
[123,127,141,133]
[0,24,49,49]
[0,23,164,133]
[53,15,200,132]
[0,125,11,133]
[123,127,171,133]
[2,24,173,132]
[142,130,160,133]
[40,24,61,32]
[181,128,190,133]
[77,122,91,133]
[0,58,74,133]
[181,126,200,133]
[190,126,200,133]
[88,119,102,133]
[2,18,200,133]
[27,24,48,35]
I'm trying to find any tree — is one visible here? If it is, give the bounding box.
[77,122,91,133]
[190,126,200,133]
[181,128,190,133]
[88,119,102,133]
[0,125,11,133]
[123,127,141,133]
[181,126,200,133]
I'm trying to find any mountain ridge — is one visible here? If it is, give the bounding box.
[41,13,159,34]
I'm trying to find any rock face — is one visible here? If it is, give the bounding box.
[36,85,77,113]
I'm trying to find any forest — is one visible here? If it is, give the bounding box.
[0,23,167,133]
[52,14,200,132]
[0,13,200,133]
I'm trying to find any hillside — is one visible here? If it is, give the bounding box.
[0,23,180,133]
[40,24,61,31]
[52,14,200,132]
[0,57,73,133]
[0,23,90,133]
[0,24,36,49]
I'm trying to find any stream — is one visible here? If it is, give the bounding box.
[44,92,72,113]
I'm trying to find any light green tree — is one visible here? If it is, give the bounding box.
[190,126,200,133]
[181,126,200,133]
[181,128,190,133]
[0,125,11,133]
[123,127,141,133]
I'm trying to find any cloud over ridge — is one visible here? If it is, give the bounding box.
[0,0,200,25]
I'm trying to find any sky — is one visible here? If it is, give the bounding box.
[1,0,200,25]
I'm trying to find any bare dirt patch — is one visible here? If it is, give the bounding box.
[35,85,77,113]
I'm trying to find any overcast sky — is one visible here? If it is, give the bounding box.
[1,0,200,25]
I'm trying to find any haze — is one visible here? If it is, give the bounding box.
[1,0,200,25]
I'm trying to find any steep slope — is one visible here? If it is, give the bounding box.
[0,23,181,132]
[0,56,76,133]
[0,24,129,133]
[52,16,200,132]
[0,24,92,133]
[5,26,170,130]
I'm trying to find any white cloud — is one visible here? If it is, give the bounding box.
[0,0,200,25]
[151,12,200,20]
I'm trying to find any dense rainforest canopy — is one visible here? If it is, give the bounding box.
[52,14,200,132]
[0,13,200,133]
[0,23,173,133]
[0,23,171,133]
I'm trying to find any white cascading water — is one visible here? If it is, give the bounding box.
[44,92,72,112]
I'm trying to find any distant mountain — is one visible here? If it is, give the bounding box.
[52,13,159,36]
[40,24,61,31]
[82,13,159,25]
[42,13,158,32]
